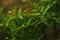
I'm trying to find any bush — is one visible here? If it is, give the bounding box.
[0,0,60,40]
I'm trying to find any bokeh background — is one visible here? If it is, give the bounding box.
[0,0,60,40]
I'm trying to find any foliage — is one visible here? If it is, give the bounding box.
[0,0,60,40]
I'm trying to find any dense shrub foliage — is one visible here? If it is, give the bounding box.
[0,0,60,40]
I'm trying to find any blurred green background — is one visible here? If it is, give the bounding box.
[0,0,60,40]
